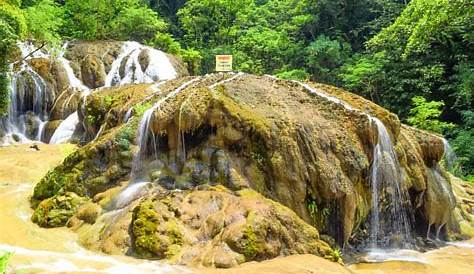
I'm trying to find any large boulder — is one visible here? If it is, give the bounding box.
[31,73,458,266]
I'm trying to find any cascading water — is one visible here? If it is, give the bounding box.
[112,77,201,210]
[2,41,178,145]
[51,41,178,144]
[49,112,80,144]
[105,42,177,87]
[442,138,457,170]
[1,43,51,145]
[131,77,201,179]
[290,78,414,250]
[49,43,91,144]
[368,117,413,249]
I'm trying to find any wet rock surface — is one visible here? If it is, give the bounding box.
[29,73,462,267]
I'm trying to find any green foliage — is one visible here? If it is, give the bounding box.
[339,52,385,101]
[0,251,12,274]
[407,96,454,133]
[116,124,135,151]
[86,114,96,125]
[24,0,64,44]
[109,6,167,42]
[148,33,203,75]
[149,32,182,55]
[62,0,168,42]
[369,0,472,58]
[451,111,474,176]
[304,35,351,83]
[102,95,113,109]
[330,247,342,262]
[133,102,152,117]
[276,69,310,81]
[307,198,330,229]
[179,48,202,75]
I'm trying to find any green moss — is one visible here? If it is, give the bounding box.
[133,101,153,117]
[132,199,160,258]
[31,192,88,227]
[32,158,83,206]
[328,247,343,263]
[306,197,330,229]
[115,123,135,151]
[166,220,184,245]
[132,199,184,259]
[103,95,113,109]
[241,211,262,260]
[0,251,12,273]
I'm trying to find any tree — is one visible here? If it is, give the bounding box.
[340,0,472,123]
[407,96,454,133]
[24,0,64,45]
[304,35,351,83]
[339,52,385,102]
[62,0,168,42]
[451,111,474,177]
[109,6,167,42]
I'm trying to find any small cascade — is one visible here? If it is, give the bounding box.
[123,108,133,123]
[36,119,47,141]
[1,43,51,144]
[105,41,177,87]
[131,77,201,179]
[369,117,413,249]
[289,77,414,250]
[112,181,150,209]
[110,78,200,210]
[442,139,457,170]
[49,43,91,144]
[58,42,90,91]
[431,164,456,207]
[49,112,79,144]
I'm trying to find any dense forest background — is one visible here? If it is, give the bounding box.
[1,0,473,178]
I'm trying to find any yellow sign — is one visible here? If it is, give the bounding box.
[215,55,233,72]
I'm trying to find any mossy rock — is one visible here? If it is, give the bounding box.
[131,199,184,259]
[32,192,88,227]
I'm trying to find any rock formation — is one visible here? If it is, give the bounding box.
[26,69,466,267]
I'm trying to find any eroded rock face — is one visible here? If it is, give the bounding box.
[31,73,459,266]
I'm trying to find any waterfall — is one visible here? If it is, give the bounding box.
[442,139,457,170]
[131,77,201,179]
[369,117,413,249]
[112,181,150,209]
[1,43,51,144]
[431,165,456,206]
[51,41,178,143]
[36,119,47,142]
[49,112,79,144]
[290,78,414,249]
[104,41,177,87]
[2,41,177,145]
[49,43,91,144]
[110,77,200,210]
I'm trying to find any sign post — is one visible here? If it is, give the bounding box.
[215,55,233,72]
